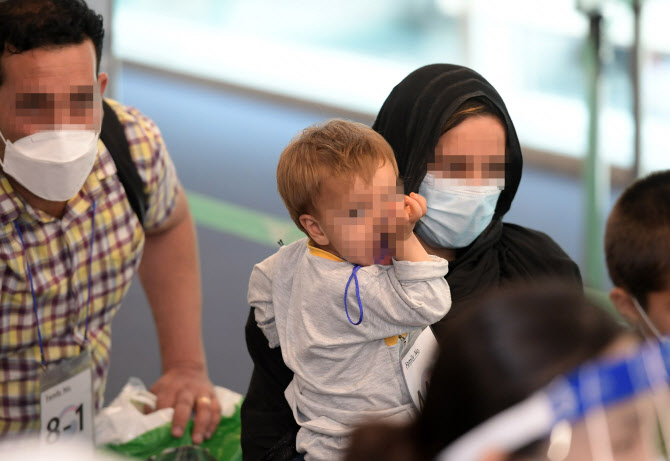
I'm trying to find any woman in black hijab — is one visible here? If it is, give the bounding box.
[374,64,581,313]
[241,64,581,460]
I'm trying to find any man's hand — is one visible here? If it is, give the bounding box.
[150,365,222,444]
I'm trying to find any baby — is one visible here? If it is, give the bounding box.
[248,119,452,460]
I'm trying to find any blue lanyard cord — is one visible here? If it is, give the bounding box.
[344,265,363,325]
[13,222,46,367]
[84,200,97,343]
[13,199,97,365]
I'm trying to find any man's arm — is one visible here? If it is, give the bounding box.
[138,187,221,444]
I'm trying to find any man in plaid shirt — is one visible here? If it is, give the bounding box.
[0,0,220,444]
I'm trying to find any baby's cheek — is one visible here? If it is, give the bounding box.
[339,225,366,256]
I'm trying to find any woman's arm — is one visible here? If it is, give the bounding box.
[241,308,299,461]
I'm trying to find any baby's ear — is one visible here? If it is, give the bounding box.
[609,287,640,326]
[299,214,329,246]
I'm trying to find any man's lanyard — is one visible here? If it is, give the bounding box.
[13,200,98,367]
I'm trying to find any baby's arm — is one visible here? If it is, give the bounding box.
[392,192,431,262]
[348,258,451,341]
[248,256,280,348]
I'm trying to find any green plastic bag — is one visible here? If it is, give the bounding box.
[104,402,242,461]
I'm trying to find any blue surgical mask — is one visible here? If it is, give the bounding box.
[415,173,502,249]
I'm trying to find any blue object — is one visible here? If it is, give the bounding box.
[14,200,98,365]
[344,265,363,325]
[547,340,670,425]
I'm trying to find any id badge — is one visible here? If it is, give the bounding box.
[39,349,94,445]
[401,326,439,411]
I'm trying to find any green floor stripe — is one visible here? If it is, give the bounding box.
[186,190,304,248]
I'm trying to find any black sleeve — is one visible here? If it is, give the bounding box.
[500,223,583,288]
[241,308,299,461]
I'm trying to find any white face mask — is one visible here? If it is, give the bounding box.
[415,173,502,249]
[0,129,99,201]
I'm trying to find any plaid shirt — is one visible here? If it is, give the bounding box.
[0,99,180,434]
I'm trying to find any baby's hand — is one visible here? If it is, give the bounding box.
[394,192,427,241]
[404,192,427,224]
[380,192,430,262]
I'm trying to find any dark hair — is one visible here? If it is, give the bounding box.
[276,119,398,233]
[0,0,104,86]
[372,64,524,219]
[605,170,670,308]
[441,96,505,135]
[345,282,624,461]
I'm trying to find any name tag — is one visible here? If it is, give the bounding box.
[401,327,439,411]
[39,349,94,446]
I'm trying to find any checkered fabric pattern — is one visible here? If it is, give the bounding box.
[0,99,180,434]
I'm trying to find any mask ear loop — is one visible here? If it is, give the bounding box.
[639,344,670,459]
[579,365,615,461]
[633,298,665,342]
[0,129,9,168]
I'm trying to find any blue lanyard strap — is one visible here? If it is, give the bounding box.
[13,200,97,366]
[13,222,46,366]
[344,265,363,325]
[84,200,97,342]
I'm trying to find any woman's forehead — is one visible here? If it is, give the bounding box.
[436,116,506,153]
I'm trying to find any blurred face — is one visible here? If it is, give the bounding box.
[498,337,663,461]
[546,336,655,461]
[0,40,106,159]
[312,162,404,266]
[413,114,507,255]
[429,115,506,186]
[519,394,661,461]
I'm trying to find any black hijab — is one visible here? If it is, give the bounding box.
[373,64,581,318]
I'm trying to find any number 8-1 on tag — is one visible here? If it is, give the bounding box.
[39,350,94,445]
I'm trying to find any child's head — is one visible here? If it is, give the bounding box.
[605,170,670,337]
[277,119,400,266]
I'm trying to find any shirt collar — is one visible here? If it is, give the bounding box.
[306,241,345,262]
